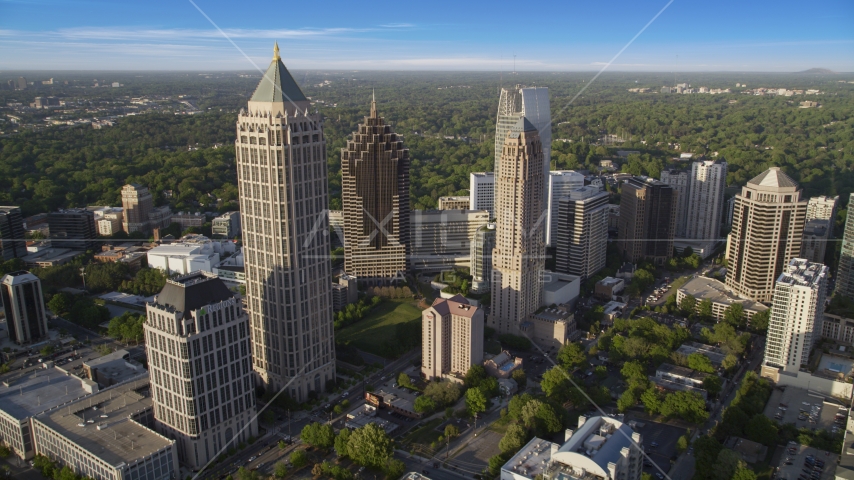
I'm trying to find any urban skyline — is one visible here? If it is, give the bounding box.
[0,6,853,476]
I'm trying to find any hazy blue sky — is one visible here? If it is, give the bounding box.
[1,0,852,71]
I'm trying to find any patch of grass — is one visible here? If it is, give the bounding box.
[669,275,690,290]
[401,418,444,446]
[488,414,512,434]
[485,339,502,355]
[337,299,422,354]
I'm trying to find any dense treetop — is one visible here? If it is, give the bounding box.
[1,71,852,216]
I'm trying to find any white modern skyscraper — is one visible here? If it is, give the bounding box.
[806,195,839,222]
[469,172,495,217]
[684,160,727,240]
[490,117,546,335]
[555,187,609,279]
[660,169,690,238]
[762,258,827,374]
[546,170,585,246]
[236,44,335,400]
[145,272,257,467]
[494,85,550,208]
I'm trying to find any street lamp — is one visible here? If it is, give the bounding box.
[79,266,87,290]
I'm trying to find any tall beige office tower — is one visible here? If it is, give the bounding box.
[489,117,546,335]
[726,167,807,303]
[761,258,827,377]
[421,295,484,381]
[121,184,154,234]
[341,95,410,282]
[236,44,335,400]
[145,272,257,467]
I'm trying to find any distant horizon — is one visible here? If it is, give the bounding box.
[1,68,852,74]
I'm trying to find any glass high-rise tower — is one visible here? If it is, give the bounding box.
[494,85,550,211]
[236,44,335,401]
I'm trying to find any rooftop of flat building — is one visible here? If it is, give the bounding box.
[777,258,828,288]
[430,295,479,319]
[35,376,173,467]
[676,342,727,365]
[803,218,829,236]
[656,363,711,381]
[532,304,572,322]
[502,437,555,479]
[678,276,768,312]
[597,277,623,287]
[0,367,98,420]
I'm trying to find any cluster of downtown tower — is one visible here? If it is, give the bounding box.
[230,46,567,404]
[139,47,854,464]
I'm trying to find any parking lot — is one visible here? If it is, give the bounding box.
[763,387,846,433]
[775,442,838,480]
[629,420,687,477]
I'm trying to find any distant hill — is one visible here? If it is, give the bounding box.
[796,68,837,74]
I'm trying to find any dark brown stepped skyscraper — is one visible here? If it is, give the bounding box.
[341,94,410,282]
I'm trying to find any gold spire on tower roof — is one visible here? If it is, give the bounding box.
[370,89,377,117]
[273,41,280,62]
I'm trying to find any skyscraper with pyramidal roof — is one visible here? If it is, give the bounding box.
[236,44,335,401]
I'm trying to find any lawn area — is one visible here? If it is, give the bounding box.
[669,275,690,290]
[401,418,444,447]
[336,299,422,356]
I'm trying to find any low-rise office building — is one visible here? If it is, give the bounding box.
[0,367,99,460]
[522,304,578,350]
[676,342,727,366]
[594,277,624,300]
[32,376,178,480]
[437,196,470,210]
[172,212,205,230]
[83,349,146,387]
[365,387,422,419]
[147,235,236,275]
[500,415,643,480]
[676,276,768,323]
[211,211,241,238]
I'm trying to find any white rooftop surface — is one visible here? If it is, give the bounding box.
[36,376,173,466]
[0,367,96,420]
[777,258,828,288]
[503,416,640,480]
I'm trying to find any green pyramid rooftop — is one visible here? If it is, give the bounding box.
[250,42,308,104]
